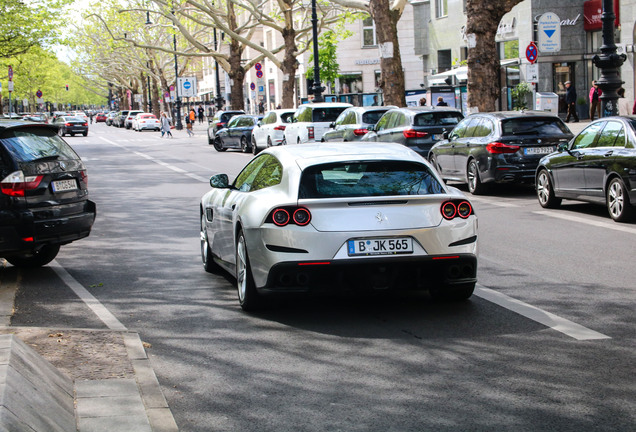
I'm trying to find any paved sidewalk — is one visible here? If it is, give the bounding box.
[0,267,179,432]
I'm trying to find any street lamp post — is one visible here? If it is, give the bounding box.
[592,0,625,117]
[173,21,183,130]
[146,61,152,112]
[213,28,223,110]
[310,0,324,102]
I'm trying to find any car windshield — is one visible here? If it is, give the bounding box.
[501,118,570,136]
[0,128,80,162]
[312,108,347,123]
[414,112,463,127]
[362,111,387,125]
[299,161,444,198]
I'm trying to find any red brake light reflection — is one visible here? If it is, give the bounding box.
[486,142,520,154]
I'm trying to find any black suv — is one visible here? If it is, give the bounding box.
[207,110,245,145]
[429,111,573,194]
[0,120,96,267]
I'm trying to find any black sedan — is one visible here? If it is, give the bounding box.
[213,114,262,152]
[536,116,636,222]
[361,107,463,157]
[429,111,573,194]
[322,106,395,142]
[52,116,89,137]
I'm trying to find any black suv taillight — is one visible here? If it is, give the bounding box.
[0,171,43,197]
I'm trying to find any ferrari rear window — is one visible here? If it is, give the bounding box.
[299,161,444,198]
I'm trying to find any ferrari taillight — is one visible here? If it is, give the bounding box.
[441,200,473,220]
[269,207,312,226]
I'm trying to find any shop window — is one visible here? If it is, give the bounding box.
[340,73,362,94]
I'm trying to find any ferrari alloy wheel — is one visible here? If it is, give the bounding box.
[236,230,261,311]
[200,214,221,273]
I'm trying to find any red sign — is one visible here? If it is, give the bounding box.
[8,66,13,81]
[526,42,538,64]
[584,0,620,31]
[36,90,42,98]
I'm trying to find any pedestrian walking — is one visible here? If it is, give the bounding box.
[436,97,448,106]
[617,87,631,116]
[419,97,427,106]
[589,80,602,120]
[564,81,579,123]
[197,105,204,124]
[160,112,173,138]
[186,109,195,137]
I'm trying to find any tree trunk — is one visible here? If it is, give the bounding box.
[280,8,298,109]
[369,0,405,107]
[465,0,523,112]
[228,38,246,110]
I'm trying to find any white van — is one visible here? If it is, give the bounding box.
[283,102,352,144]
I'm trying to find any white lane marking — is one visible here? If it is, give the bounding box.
[475,285,610,340]
[51,261,127,331]
[533,210,636,235]
[469,197,519,208]
[100,137,204,181]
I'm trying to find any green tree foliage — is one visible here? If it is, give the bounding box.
[0,0,72,59]
[305,30,352,88]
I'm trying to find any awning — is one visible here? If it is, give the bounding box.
[428,59,520,86]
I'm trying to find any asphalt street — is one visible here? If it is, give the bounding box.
[9,119,636,431]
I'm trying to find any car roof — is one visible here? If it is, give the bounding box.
[263,142,426,170]
[469,110,562,119]
[299,102,353,108]
[390,106,462,114]
[0,119,58,132]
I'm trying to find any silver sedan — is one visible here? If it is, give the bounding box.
[200,142,478,310]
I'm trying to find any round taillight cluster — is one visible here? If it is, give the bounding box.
[441,200,473,220]
[270,207,312,226]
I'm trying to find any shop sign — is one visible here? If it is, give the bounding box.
[583,0,619,31]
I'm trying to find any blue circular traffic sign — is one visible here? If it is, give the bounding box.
[255,63,262,71]
[256,70,263,78]
[183,81,192,89]
[250,83,256,90]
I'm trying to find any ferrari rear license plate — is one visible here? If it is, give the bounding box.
[51,179,77,192]
[524,146,555,155]
[348,237,413,256]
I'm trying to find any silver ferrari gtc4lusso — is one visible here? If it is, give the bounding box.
[200,142,478,310]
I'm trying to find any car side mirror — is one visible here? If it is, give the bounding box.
[257,121,262,127]
[558,142,568,152]
[210,174,229,188]
[443,131,450,140]
[368,125,375,132]
[329,122,335,128]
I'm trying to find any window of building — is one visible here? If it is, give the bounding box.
[437,50,452,73]
[339,73,363,94]
[436,0,448,18]
[363,15,377,47]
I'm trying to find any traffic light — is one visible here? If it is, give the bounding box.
[65,84,69,91]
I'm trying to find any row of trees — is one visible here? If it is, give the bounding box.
[0,0,107,113]
[1,0,524,115]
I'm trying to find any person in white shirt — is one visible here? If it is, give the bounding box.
[617,88,632,116]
